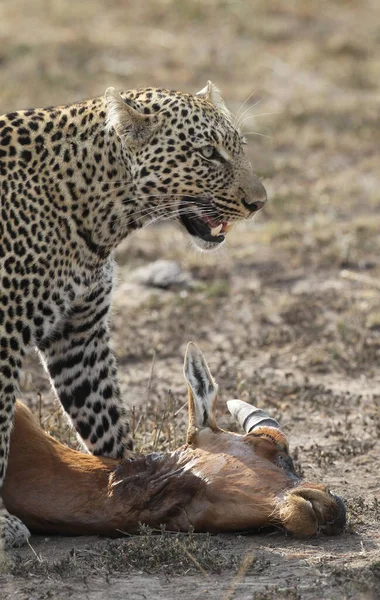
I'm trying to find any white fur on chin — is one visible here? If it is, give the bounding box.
[190,235,226,253]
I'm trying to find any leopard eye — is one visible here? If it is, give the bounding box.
[199,146,227,163]
[200,145,215,160]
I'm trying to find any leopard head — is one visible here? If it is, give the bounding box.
[105,82,267,251]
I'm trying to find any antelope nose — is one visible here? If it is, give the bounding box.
[322,493,347,536]
[241,179,267,214]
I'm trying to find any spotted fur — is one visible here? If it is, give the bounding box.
[0,81,266,547]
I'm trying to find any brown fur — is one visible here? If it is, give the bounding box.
[2,401,346,537]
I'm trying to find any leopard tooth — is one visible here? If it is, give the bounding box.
[210,224,223,237]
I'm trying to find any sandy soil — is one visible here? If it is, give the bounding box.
[0,0,379,598]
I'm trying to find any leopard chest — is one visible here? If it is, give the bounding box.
[21,263,114,352]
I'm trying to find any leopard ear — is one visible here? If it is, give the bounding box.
[105,87,160,146]
[196,81,230,117]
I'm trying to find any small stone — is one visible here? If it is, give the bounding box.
[129,260,191,289]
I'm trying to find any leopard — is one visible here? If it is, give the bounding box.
[0,81,267,548]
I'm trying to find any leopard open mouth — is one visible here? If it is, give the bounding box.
[178,200,229,246]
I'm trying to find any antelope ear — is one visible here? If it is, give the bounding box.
[183,342,218,442]
[196,81,230,117]
[105,87,160,145]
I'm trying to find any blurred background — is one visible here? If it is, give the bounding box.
[2,0,380,594]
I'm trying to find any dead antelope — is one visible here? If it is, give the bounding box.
[3,343,346,541]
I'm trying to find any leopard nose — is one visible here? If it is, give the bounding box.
[241,178,267,214]
[242,197,266,213]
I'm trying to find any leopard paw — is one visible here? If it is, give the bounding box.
[0,509,30,549]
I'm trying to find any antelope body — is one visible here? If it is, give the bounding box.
[3,344,346,541]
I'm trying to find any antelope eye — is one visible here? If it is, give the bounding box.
[200,145,216,160]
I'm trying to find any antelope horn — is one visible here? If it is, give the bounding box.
[227,399,280,433]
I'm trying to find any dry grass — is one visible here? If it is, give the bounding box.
[9,526,240,577]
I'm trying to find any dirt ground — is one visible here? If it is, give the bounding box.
[1,0,380,598]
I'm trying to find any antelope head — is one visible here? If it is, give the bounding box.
[181,342,346,536]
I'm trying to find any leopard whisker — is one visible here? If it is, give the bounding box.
[113,201,217,221]
[239,114,276,131]
[234,90,257,129]
[118,207,223,226]
[109,204,229,229]
[236,99,263,131]
[242,131,273,139]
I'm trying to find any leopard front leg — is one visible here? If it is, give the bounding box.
[0,350,31,548]
[41,288,133,459]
